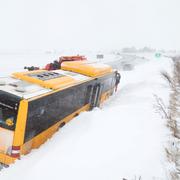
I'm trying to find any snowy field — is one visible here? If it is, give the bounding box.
[0,53,172,180]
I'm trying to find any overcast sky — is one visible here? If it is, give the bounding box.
[0,0,179,51]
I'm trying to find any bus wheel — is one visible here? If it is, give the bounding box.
[59,122,66,128]
[74,113,79,117]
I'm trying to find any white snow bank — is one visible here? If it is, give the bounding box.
[0,55,172,180]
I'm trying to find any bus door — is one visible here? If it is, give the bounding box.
[0,91,20,155]
[0,106,17,155]
[90,83,102,110]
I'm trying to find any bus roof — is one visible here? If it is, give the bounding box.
[0,70,92,99]
[61,61,112,77]
[0,62,113,99]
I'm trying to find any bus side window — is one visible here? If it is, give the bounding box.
[25,84,88,143]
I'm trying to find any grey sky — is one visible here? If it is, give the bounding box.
[0,0,179,51]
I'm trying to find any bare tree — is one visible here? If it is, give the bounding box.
[155,58,180,180]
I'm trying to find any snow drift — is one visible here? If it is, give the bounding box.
[0,53,172,180]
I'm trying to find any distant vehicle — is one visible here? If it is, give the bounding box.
[96,54,104,59]
[123,64,134,71]
[0,59,120,166]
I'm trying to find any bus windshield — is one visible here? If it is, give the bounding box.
[0,106,17,131]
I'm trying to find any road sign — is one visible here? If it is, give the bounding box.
[155,53,161,58]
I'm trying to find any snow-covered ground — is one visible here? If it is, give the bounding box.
[0,53,172,180]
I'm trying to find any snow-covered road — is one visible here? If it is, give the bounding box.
[0,53,172,180]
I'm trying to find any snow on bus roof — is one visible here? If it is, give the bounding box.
[0,77,52,99]
[12,69,93,90]
[0,70,91,99]
[52,69,91,81]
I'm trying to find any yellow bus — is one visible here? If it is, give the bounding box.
[0,61,120,166]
